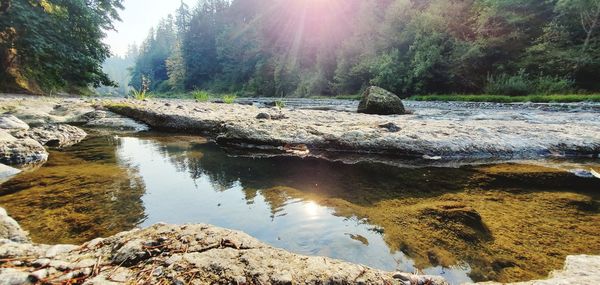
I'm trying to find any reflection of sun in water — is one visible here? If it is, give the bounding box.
[304,201,319,217]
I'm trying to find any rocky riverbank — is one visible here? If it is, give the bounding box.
[0,206,598,285]
[1,96,599,284]
[2,95,600,162]
[0,96,148,169]
[0,207,447,285]
[106,99,600,159]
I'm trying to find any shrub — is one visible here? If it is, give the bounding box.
[533,76,574,95]
[192,90,211,102]
[223,94,237,104]
[484,70,530,96]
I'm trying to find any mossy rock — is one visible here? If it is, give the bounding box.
[357,86,406,115]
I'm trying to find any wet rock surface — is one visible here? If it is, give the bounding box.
[0,207,448,285]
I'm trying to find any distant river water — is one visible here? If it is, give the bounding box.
[1,103,599,284]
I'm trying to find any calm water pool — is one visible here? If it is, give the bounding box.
[1,132,598,284]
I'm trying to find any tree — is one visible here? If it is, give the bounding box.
[0,0,123,93]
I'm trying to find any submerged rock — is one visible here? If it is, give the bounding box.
[13,124,87,148]
[358,86,406,115]
[0,130,48,166]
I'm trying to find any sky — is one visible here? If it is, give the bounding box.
[103,0,195,57]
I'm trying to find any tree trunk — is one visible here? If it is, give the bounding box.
[582,5,600,52]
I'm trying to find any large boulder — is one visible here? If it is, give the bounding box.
[0,130,48,166]
[14,124,87,148]
[357,86,406,115]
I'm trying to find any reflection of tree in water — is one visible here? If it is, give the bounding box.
[0,135,147,244]
[154,139,600,283]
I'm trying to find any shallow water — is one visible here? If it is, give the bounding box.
[1,133,599,284]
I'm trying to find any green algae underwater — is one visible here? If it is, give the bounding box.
[0,133,599,284]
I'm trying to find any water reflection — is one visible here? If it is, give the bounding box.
[1,134,599,285]
[0,136,146,244]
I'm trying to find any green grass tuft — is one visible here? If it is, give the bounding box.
[222,94,237,104]
[192,90,211,102]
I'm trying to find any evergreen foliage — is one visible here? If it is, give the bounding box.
[0,0,123,93]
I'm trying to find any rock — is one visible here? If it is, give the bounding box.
[86,117,149,132]
[0,115,29,132]
[0,163,20,182]
[14,124,87,148]
[271,112,288,120]
[569,169,594,178]
[107,99,600,160]
[0,212,451,285]
[111,239,149,266]
[392,272,448,285]
[423,155,442,160]
[108,267,133,282]
[0,131,48,166]
[358,86,406,115]
[379,122,401,132]
[468,255,600,285]
[0,240,49,258]
[256,113,271,120]
[0,208,30,243]
[44,244,78,258]
[0,268,34,285]
[1,99,94,125]
[80,110,108,121]
[29,268,50,280]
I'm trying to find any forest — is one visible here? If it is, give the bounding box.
[127,0,600,98]
[1,0,600,97]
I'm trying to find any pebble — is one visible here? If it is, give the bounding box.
[256,113,271,120]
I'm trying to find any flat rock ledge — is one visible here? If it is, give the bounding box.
[0,208,446,285]
[13,124,87,148]
[107,100,600,159]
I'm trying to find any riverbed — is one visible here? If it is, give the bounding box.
[1,130,598,284]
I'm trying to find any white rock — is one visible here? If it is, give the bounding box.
[0,115,29,132]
